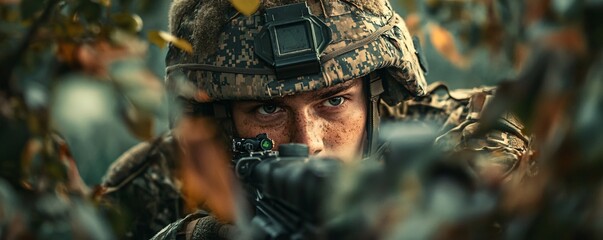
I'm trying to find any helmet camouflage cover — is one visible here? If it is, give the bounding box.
[166,0,427,102]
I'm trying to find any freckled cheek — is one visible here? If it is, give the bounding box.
[271,131,292,151]
[323,112,366,160]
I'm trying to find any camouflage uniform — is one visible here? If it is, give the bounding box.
[380,82,532,182]
[100,134,184,239]
[99,0,532,239]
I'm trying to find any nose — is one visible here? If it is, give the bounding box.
[289,111,324,156]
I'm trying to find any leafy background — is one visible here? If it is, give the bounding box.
[1,0,602,238]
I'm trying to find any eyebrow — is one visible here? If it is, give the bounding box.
[237,79,361,106]
[314,80,359,100]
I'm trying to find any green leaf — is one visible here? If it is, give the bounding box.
[76,0,103,22]
[20,0,44,20]
[0,4,21,22]
[0,110,30,185]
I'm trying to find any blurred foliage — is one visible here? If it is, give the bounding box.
[148,30,192,53]
[0,0,187,238]
[324,0,603,239]
[0,0,184,185]
[1,0,603,239]
[392,0,516,88]
[230,0,260,16]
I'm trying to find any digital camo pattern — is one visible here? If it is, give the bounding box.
[166,0,427,101]
[100,134,185,240]
[149,211,207,240]
[150,212,237,240]
[380,82,532,182]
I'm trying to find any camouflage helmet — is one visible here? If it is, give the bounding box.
[165,0,427,103]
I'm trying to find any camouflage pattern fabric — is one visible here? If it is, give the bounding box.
[380,82,532,182]
[166,0,427,102]
[148,211,207,240]
[99,133,185,240]
[150,211,238,240]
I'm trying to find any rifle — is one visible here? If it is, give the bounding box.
[230,126,473,240]
[232,133,341,240]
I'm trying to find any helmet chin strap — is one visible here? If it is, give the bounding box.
[363,72,384,158]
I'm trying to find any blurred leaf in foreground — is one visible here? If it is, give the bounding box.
[111,12,143,33]
[109,58,165,141]
[19,0,43,20]
[175,116,237,222]
[230,0,260,16]
[148,30,192,53]
[428,22,469,69]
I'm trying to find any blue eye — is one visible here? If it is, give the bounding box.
[258,104,281,115]
[324,97,345,107]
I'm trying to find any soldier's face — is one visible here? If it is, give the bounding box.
[231,78,367,163]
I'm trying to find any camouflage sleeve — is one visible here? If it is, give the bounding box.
[380,82,534,183]
[98,133,186,239]
[434,90,534,183]
[150,211,238,240]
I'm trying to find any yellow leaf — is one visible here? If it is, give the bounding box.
[147,30,193,53]
[230,0,260,16]
[429,23,469,69]
[147,31,168,48]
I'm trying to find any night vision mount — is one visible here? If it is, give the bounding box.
[254,2,332,80]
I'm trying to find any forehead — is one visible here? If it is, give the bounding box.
[244,77,364,104]
[231,78,364,107]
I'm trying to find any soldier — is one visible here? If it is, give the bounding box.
[99,0,531,239]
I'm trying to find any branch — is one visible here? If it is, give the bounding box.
[0,0,61,96]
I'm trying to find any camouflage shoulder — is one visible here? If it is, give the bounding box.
[150,211,239,240]
[101,132,178,189]
[379,81,533,181]
[433,85,534,182]
[101,141,152,188]
[379,82,495,129]
[150,211,204,240]
[151,211,243,240]
[98,132,184,239]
